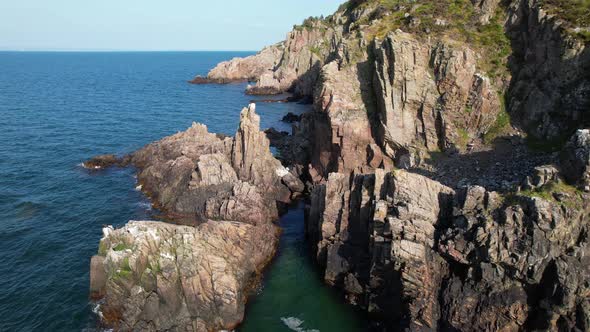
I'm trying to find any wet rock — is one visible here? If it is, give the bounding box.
[83,154,123,169]
[90,220,279,332]
[281,112,302,123]
[264,127,289,143]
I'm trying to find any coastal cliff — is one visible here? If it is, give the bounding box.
[88,0,589,330]
[193,0,590,330]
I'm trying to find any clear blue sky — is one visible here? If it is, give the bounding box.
[0,0,343,51]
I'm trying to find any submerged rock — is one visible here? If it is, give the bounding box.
[83,154,125,170]
[90,220,279,331]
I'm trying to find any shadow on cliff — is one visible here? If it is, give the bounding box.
[407,136,551,191]
[504,0,590,142]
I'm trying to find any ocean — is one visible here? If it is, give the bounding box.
[0,52,365,331]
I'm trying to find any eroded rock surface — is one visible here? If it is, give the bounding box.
[308,167,590,331]
[90,220,279,332]
[560,129,590,190]
[89,104,303,331]
[128,104,299,224]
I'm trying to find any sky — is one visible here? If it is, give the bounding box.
[0,0,343,51]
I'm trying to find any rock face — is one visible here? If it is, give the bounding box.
[196,1,588,178]
[506,0,590,140]
[373,31,502,160]
[560,129,590,190]
[129,103,299,224]
[90,220,279,331]
[308,168,590,331]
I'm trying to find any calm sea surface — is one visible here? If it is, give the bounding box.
[0,52,365,331]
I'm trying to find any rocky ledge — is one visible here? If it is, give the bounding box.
[88,104,303,331]
[307,130,590,331]
[90,220,278,331]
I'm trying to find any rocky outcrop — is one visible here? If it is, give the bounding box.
[373,31,502,161]
[83,154,128,169]
[506,0,590,140]
[560,129,590,190]
[189,44,284,84]
[308,166,590,331]
[128,104,299,224]
[90,220,279,331]
[89,104,304,330]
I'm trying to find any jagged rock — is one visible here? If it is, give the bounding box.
[264,127,288,143]
[309,60,390,177]
[506,1,590,140]
[89,105,303,330]
[373,31,501,158]
[90,220,279,332]
[560,129,590,189]
[522,164,560,190]
[83,154,125,169]
[126,104,297,223]
[308,167,590,331]
[471,0,501,24]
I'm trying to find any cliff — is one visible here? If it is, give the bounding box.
[199,0,588,174]
[193,0,590,330]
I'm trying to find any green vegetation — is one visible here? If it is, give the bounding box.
[350,0,512,79]
[457,128,470,148]
[114,257,133,280]
[98,241,108,256]
[148,259,161,273]
[541,0,590,43]
[542,0,590,26]
[294,16,326,31]
[518,181,584,209]
[309,45,323,57]
[483,94,511,144]
[113,242,131,251]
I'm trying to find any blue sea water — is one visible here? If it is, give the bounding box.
[0,52,365,331]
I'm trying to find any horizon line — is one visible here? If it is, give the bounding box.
[0,49,259,53]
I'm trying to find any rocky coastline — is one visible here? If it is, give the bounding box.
[89,0,589,330]
[87,104,304,331]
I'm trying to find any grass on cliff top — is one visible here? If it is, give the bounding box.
[349,0,512,79]
[516,181,585,209]
[541,0,590,42]
[541,0,590,26]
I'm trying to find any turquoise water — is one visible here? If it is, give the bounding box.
[0,52,365,331]
[240,203,367,332]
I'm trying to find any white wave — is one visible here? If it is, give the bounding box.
[135,184,143,191]
[281,317,320,332]
[137,202,152,210]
